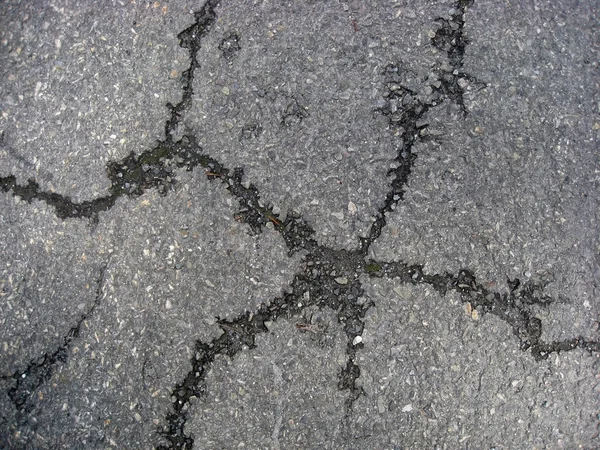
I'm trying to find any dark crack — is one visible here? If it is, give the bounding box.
[0,136,211,223]
[281,96,309,127]
[363,2,482,252]
[432,1,473,68]
[164,0,218,139]
[157,272,313,450]
[0,265,107,414]
[0,0,220,224]
[1,0,598,448]
[366,68,428,252]
[155,3,597,446]
[431,0,486,112]
[367,261,600,361]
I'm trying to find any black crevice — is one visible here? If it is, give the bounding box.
[362,1,482,253]
[0,0,220,224]
[431,0,486,113]
[367,260,600,361]
[1,136,208,223]
[365,73,428,253]
[157,243,378,448]
[281,96,309,127]
[0,265,107,415]
[164,0,219,139]
[157,271,313,450]
[432,1,473,69]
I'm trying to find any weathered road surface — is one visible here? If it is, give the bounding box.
[1,1,599,448]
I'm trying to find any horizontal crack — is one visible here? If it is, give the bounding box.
[367,260,600,361]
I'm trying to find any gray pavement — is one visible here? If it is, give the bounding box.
[0,0,599,449]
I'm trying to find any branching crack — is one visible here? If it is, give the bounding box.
[0,0,598,448]
[367,261,600,361]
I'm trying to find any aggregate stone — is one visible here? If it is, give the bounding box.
[1,0,599,448]
[0,170,301,448]
[0,194,108,374]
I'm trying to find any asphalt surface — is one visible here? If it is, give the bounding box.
[0,0,599,449]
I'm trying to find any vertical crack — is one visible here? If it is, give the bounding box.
[363,1,482,253]
[164,0,219,140]
[1,264,108,414]
[157,273,314,449]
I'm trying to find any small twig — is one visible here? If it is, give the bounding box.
[267,215,282,226]
[295,323,319,334]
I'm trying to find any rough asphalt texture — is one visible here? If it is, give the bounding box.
[0,0,599,449]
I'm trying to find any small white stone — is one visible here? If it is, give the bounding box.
[402,403,413,412]
[165,299,172,310]
[352,335,363,346]
[348,201,358,215]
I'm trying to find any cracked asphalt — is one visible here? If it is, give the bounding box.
[1,0,599,449]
